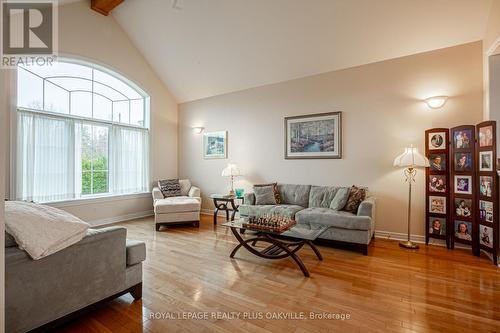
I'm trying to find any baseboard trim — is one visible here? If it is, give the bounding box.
[90,210,154,227]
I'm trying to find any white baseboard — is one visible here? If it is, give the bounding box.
[90,210,154,227]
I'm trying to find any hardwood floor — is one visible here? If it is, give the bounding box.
[56,215,500,333]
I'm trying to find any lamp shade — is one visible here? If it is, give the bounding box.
[393,146,429,168]
[221,164,241,177]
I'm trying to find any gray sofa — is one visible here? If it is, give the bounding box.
[5,226,146,333]
[240,184,376,255]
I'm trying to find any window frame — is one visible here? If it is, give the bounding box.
[12,58,151,204]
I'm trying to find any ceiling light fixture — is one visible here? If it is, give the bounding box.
[424,96,448,109]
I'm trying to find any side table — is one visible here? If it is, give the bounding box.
[211,194,244,224]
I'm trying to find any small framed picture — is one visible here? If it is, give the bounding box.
[429,153,446,171]
[454,175,472,195]
[455,220,472,241]
[429,132,446,150]
[203,131,227,159]
[429,196,446,214]
[453,129,472,149]
[479,125,494,147]
[454,152,472,172]
[428,217,446,236]
[479,151,493,171]
[455,198,472,218]
[429,175,446,193]
[479,200,493,223]
[480,176,493,197]
[479,225,494,248]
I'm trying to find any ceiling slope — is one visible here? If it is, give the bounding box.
[112,0,492,102]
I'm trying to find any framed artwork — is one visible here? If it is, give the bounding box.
[203,131,227,159]
[284,112,342,159]
[455,220,472,241]
[454,175,472,194]
[428,217,446,236]
[454,198,472,218]
[480,225,494,248]
[429,196,446,214]
[479,200,493,223]
[453,129,473,149]
[429,153,446,171]
[429,132,446,150]
[454,152,472,172]
[479,176,493,197]
[479,125,494,147]
[479,151,493,171]
[428,175,446,193]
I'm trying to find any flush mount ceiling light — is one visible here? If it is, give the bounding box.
[424,96,448,109]
[192,127,204,134]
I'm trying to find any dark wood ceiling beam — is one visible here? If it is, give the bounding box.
[91,0,124,16]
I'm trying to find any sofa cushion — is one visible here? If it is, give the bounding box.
[158,179,181,198]
[344,186,367,213]
[296,207,371,231]
[330,187,350,211]
[309,185,342,208]
[254,185,277,205]
[277,184,311,207]
[126,239,146,266]
[179,179,191,196]
[254,183,281,204]
[154,196,201,214]
[239,204,304,218]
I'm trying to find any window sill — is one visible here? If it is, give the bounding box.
[45,192,151,208]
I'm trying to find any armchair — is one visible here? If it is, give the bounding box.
[152,179,201,231]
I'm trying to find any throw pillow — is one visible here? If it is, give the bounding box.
[343,186,366,213]
[330,187,350,211]
[158,179,181,198]
[254,182,281,204]
[254,185,278,205]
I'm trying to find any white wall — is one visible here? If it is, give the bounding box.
[3,1,178,225]
[179,42,484,237]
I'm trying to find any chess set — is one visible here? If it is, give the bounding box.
[242,214,296,233]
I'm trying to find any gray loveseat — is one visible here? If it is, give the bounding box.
[5,226,146,333]
[240,184,376,255]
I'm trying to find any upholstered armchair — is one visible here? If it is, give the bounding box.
[152,179,201,231]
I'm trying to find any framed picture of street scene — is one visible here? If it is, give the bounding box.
[284,112,342,159]
[203,131,228,159]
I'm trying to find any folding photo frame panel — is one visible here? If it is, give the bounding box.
[475,121,498,265]
[450,125,476,253]
[425,129,450,247]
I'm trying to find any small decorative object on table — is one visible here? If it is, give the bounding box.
[242,214,296,233]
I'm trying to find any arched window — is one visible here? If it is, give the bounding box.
[16,60,150,202]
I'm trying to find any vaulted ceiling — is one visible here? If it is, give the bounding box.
[107,0,493,102]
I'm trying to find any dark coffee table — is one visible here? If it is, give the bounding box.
[222,219,327,277]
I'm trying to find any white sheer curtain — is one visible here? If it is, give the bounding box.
[110,126,149,194]
[16,111,80,202]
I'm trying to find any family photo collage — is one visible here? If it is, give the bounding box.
[425,122,498,265]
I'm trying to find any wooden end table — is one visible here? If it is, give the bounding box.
[211,194,244,224]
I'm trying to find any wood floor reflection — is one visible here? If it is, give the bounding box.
[56,215,500,333]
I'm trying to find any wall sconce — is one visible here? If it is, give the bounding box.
[192,127,204,134]
[424,96,448,109]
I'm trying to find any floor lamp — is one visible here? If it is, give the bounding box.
[393,146,430,249]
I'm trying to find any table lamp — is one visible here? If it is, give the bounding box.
[393,145,430,249]
[221,164,241,196]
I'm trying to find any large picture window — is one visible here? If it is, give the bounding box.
[16,60,150,203]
